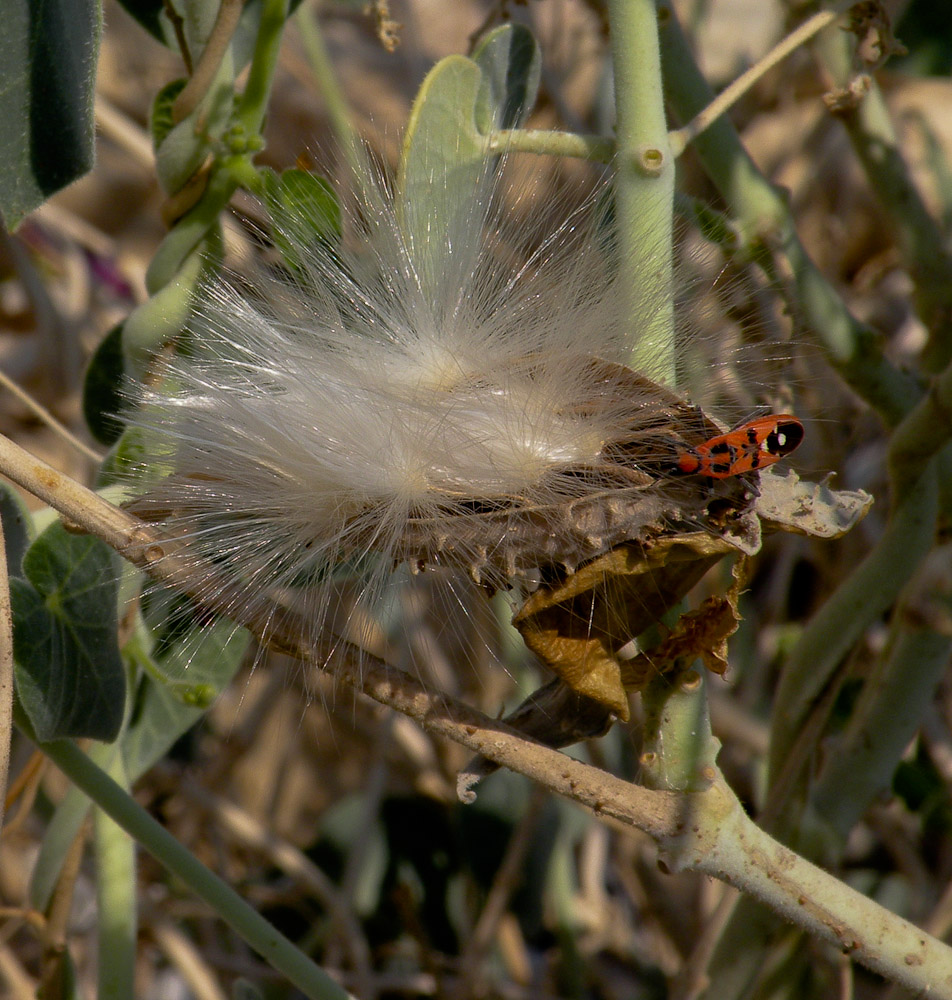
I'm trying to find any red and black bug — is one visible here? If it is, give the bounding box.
[676,415,804,479]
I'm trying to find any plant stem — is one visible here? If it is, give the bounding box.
[678,779,952,998]
[657,0,921,426]
[5,430,951,992]
[172,0,243,123]
[487,128,614,162]
[815,25,952,375]
[607,0,676,384]
[0,511,11,833]
[768,464,939,802]
[94,749,137,1000]
[641,669,719,792]
[236,0,289,135]
[668,2,854,155]
[812,614,952,836]
[42,739,354,1000]
[294,3,359,163]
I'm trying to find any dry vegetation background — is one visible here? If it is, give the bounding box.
[4,1,952,998]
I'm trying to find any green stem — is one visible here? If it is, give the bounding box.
[146,167,236,294]
[887,339,952,501]
[236,0,290,134]
[768,464,939,798]
[641,668,719,792]
[607,0,677,384]
[148,0,288,294]
[294,3,359,162]
[94,750,137,1000]
[677,779,952,997]
[812,615,952,837]
[487,128,615,162]
[816,27,952,375]
[41,739,354,1000]
[657,0,921,426]
[128,243,207,373]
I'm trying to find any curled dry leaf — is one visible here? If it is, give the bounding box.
[512,533,741,717]
[477,457,873,774]
[755,467,873,538]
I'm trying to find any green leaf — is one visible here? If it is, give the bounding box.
[0,480,34,576]
[113,0,171,45]
[259,166,342,275]
[121,588,248,778]
[116,0,304,59]
[398,55,486,301]
[84,322,129,446]
[123,243,208,376]
[12,522,125,742]
[150,78,188,152]
[472,23,542,132]
[0,0,103,227]
[397,28,541,303]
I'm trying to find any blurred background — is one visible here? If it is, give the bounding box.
[4,1,952,997]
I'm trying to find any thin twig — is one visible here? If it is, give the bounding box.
[0,510,11,833]
[180,775,375,998]
[172,0,244,124]
[669,2,856,156]
[2,749,45,836]
[459,786,547,987]
[148,913,231,1000]
[0,943,36,1000]
[6,430,952,994]
[0,369,103,464]
[0,428,683,835]
[95,95,155,170]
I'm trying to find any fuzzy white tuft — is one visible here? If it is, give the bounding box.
[126,156,761,668]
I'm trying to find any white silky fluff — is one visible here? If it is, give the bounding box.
[129,156,722,662]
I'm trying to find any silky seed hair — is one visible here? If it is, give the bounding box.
[124,151,780,681]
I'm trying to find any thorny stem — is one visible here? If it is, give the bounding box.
[3,435,952,994]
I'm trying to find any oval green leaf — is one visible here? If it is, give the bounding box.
[12,523,125,742]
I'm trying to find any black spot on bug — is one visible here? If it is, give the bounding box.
[767,420,804,456]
